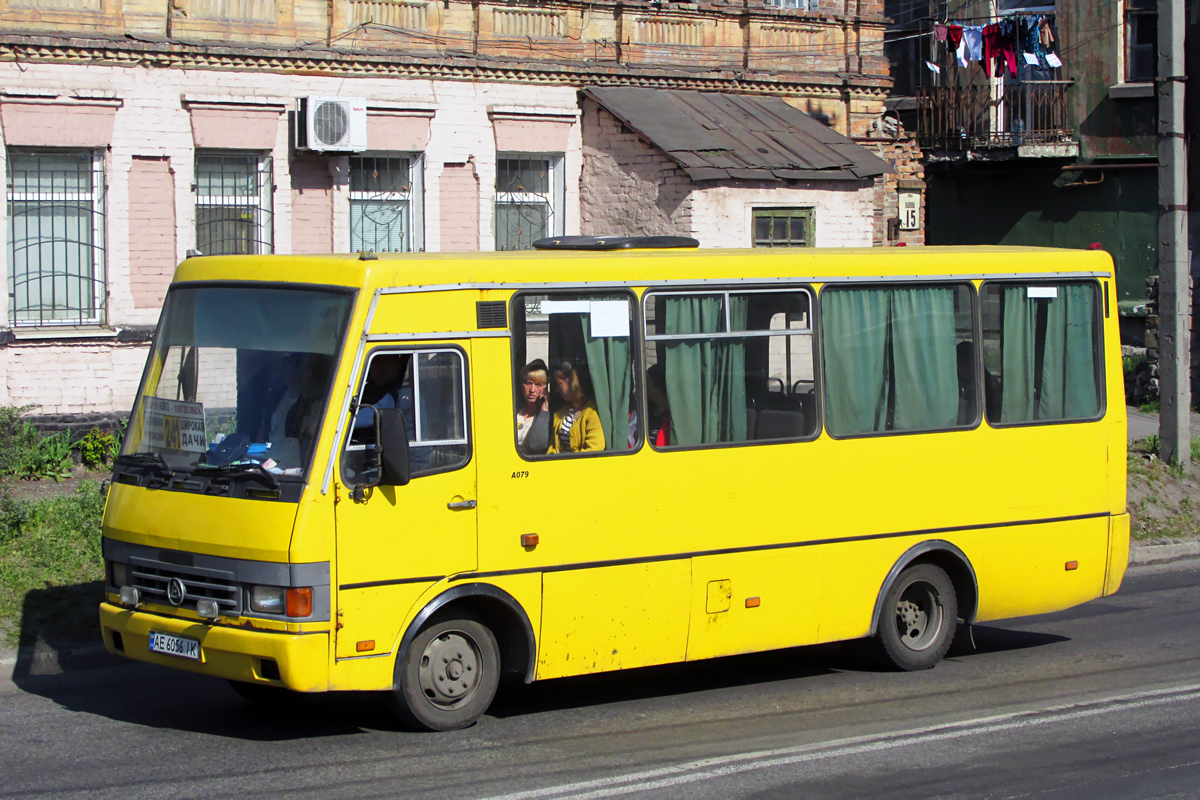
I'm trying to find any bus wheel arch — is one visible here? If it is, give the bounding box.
[870,541,978,669]
[391,583,536,731]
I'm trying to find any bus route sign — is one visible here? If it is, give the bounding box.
[143,398,207,453]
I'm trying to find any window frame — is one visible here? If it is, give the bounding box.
[752,207,815,248]
[642,285,819,451]
[349,152,424,253]
[818,280,980,440]
[978,278,1106,429]
[494,153,565,251]
[1121,0,1157,85]
[509,288,640,461]
[345,344,472,481]
[193,150,274,257]
[5,147,107,327]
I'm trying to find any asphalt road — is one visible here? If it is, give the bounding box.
[2,561,1199,800]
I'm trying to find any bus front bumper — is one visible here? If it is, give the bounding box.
[99,602,329,692]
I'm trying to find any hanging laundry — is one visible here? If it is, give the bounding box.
[983,23,1018,78]
[963,26,984,63]
[1039,18,1055,48]
[946,25,963,50]
[934,23,948,42]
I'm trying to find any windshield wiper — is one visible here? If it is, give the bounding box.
[193,463,280,491]
[114,452,173,478]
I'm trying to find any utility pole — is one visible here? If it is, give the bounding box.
[1159,0,1191,468]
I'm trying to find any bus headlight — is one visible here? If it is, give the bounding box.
[111,562,127,588]
[249,586,285,614]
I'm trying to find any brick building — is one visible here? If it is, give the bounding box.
[0,0,922,424]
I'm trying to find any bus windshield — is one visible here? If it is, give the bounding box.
[121,285,354,480]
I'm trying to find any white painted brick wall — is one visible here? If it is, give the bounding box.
[691,183,877,248]
[0,62,581,416]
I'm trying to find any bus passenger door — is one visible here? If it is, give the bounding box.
[333,345,477,661]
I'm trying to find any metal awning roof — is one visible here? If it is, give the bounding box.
[583,87,891,184]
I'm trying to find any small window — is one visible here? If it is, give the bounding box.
[350,154,423,252]
[981,281,1102,425]
[344,349,469,483]
[753,208,813,247]
[511,293,635,456]
[644,288,817,448]
[821,284,977,437]
[5,149,107,326]
[1124,0,1157,83]
[194,152,273,256]
[495,154,564,251]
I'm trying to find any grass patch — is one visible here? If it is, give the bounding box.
[0,482,106,648]
[1127,439,1200,542]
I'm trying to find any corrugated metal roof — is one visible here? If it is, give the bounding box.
[583,87,891,183]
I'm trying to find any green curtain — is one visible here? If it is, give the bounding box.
[891,287,960,430]
[998,284,1099,422]
[999,285,1038,422]
[663,296,749,446]
[582,312,632,451]
[822,288,891,435]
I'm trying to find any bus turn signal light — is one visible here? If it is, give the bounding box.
[286,587,313,617]
[745,597,761,608]
[521,533,539,547]
[1065,561,1079,571]
[357,640,375,652]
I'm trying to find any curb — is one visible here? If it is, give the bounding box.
[1128,540,1200,565]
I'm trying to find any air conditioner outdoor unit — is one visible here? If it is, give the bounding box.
[296,96,368,152]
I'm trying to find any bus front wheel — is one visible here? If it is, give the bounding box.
[391,613,501,731]
[876,563,958,671]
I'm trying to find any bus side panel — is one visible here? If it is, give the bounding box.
[332,583,430,673]
[966,517,1108,622]
[537,561,691,680]
[686,549,824,661]
[1104,513,1131,596]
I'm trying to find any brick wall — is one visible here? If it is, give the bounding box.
[862,132,926,247]
[440,163,481,252]
[580,100,693,238]
[290,156,334,253]
[128,156,176,308]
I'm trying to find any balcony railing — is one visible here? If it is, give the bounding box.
[916,81,1075,152]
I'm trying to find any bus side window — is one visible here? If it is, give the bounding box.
[981,281,1102,424]
[510,292,637,456]
[821,283,975,437]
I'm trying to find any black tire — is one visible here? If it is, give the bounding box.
[227,679,291,706]
[876,563,958,671]
[391,613,501,731]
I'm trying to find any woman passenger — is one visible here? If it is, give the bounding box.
[516,359,552,454]
[548,361,605,453]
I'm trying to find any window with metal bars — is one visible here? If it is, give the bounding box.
[194,152,273,256]
[350,154,424,252]
[752,208,813,247]
[495,154,564,251]
[5,148,107,326]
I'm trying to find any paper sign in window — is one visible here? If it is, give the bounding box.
[1027,286,1059,299]
[589,301,629,337]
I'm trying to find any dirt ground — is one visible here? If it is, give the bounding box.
[0,467,111,503]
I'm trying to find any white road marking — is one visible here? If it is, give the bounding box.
[479,683,1200,800]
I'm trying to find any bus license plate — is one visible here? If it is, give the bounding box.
[149,631,201,660]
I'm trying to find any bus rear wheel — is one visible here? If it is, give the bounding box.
[391,613,500,731]
[877,563,958,671]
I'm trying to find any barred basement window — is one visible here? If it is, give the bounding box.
[495,154,564,251]
[194,152,273,256]
[350,154,424,253]
[753,208,813,247]
[5,149,107,326]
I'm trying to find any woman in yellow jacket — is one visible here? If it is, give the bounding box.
[547,361,606,453]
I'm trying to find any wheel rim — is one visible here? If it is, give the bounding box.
[417,629,483,710]
[893,579,944,652]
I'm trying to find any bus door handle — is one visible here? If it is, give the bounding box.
[447,499,477,510]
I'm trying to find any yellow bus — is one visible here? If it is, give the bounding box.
[99,238,1129,731]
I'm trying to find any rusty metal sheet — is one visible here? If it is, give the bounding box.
[583,86,889,182]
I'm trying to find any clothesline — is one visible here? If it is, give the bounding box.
[927,14,1063,79]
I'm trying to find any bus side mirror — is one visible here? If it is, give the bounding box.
[377,407,411,487]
